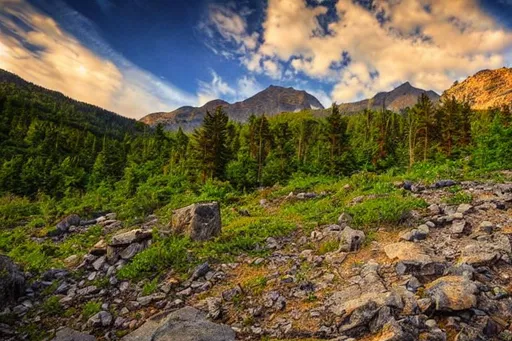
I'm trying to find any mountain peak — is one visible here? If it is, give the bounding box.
[140,86,324,130]
[340,82,440,113]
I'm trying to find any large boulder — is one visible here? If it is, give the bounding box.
[426,276,478,311]
[0,255,25,307]
[171,202,221,241]
[51,327,95,341]
[122,306,235,341]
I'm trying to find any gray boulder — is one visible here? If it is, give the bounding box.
[171,202,221,241]
[122,306,235,341]
[51,327,95,341]
[0,255,25,307]
[339,226,365,252]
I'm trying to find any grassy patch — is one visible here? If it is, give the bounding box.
[82,301,102,319]
[41,296,62,316]
[443,191,473,205]
[345,194,427,228]
[142,277,159,296]
[117,236,191,281]
[317,239,339,255]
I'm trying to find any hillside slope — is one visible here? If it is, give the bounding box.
[442,67,512,110]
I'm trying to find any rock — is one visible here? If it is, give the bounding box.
[64,255,80,266]
[384,242,432,263]
[51,327,95,341]
[432,180,457,188]
[92,256,106,271]
[110,229,152,246]
[451,219,468,235]
[0,255,25,307]
[171,202,221,241]
[206,297,222,319]
[120,243,144,260]
[88,311,113,327]
[121,306,235,341]
[428,204,441,215]
[90,240,107,256]
[426,276,478,311]
[339,227,365,252]
[478,221,495,234]
[460,233,511,266]
[56,214,80,234]
[400,225,429,242]
[337,213,353,227]
[456,204,473,215]
[191,262,210,281]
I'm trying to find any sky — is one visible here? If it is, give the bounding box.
[0,0,512,119]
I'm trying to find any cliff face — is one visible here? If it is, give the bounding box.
[442,67,512,110]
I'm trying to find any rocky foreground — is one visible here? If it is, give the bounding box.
[1,180,512,341]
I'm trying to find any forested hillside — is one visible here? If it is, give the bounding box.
[0,69,143,198]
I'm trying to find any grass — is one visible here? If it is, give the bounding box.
[142,277,159,296]
[117,236,191,281]
[41,296,62,316]
[317,240,339,255]
[82,301,102,319]
[443,191,473,205]
[243,275,268,295]
[344,194,427,228]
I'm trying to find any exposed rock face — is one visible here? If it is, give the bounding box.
[139,85,324,131]
[0,255,25,307]
[110,229,152,246]
[171,202,221,241]
[339,82,440,113]
[122,306,235,341]
[442,67,512,110]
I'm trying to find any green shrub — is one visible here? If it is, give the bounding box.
[117,236,190,280]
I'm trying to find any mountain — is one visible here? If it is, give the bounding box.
[339,82,440,113]
[0,68,141,138]
[140,85,324,130]
[442,67,512,110]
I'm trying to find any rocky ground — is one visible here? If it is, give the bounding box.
[1,180,512,341]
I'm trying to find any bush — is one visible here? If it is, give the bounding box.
[82,301,102,319]
[117,236,191,280]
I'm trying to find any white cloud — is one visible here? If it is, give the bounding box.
[205,0,512,103]
[0,0,197,118]
[197,70,263,105]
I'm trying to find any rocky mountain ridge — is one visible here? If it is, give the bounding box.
[442,67,512,110]
[339,82,440,113]
[140,85,325,131]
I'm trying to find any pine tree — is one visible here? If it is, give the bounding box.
[192,106,230,182]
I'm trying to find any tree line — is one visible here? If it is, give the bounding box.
[1,80,511,200]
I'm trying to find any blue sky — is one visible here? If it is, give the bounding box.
[1,0,511,118]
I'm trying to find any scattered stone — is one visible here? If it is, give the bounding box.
[456,204,473,215]
[478,221,495,234]
[171,202,221,241]
[384,242,432,263]
[90,239,107,256]
[64,254,80,266]
[451,219,468,235]
[206,297,222,319]
[337,213,353,227]
[120,243,144,260]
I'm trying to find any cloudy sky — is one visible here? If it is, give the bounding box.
[1,0,511,118]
